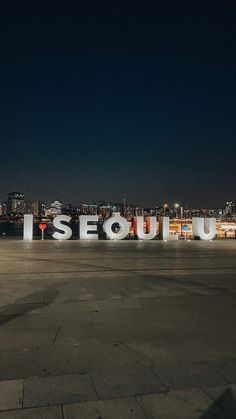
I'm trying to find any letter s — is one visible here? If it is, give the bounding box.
[53,215,72,240]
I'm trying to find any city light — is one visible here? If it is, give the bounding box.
[0,192,236,240]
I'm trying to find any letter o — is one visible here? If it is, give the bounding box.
[103,213,129,240]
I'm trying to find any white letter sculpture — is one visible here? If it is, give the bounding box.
[192,217,216,240]
[103,212,129,240]
[79,215,98,240]
[53,215,72,240]
[134,216,156,240]
[23,214,33,241]
[159,217,171,240]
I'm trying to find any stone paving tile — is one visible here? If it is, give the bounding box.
[132,304,236,337]
[139,295,236,309]
[74,255,236,271]
[0,342,148,381]
[209,359,236,384]
[0,379,23,411]
[91,366,166,399]
[3,306,193,331]
[0,273,192,304]
[53,309,188,345]
[54,277,190,300]
[0,260,98,275]
[138,388,229,418]
[0,327,58,351]
[11,302,231,345]
[63,397,147,419]
[203,385,236,417]
[23,374,98,408]
[0,241,236,417]
[0,405,63,418]
[126,335,236,365]
[28,298,143,314]
[152,361,228,390]
[0,303,45,316]
[0,289,26,307]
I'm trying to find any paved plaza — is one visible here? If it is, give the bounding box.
[0,239,235,418]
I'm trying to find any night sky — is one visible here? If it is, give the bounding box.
[0,1,235,208]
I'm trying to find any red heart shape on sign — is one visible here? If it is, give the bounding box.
[39,223,47,231]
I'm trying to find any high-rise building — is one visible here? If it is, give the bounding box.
[46,200,63,218]
[40,202,47,217]
[80,203,98,215]
[7,192,25,215]
[25,200,46,217]
[226,201,236,216]
[0,202,7,216]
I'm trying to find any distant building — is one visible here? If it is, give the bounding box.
[0,202,7,216]
[225,201,236,218]
[46,200,63,218]
[79,201,144,219]
[80,201,114,217]
[62,204,79,218]
[40,202,47,217]
[7,192,25,215]
[25,200,46,217]
[97,203,112,218]
[80,203,98,215]
[208,208,223,219]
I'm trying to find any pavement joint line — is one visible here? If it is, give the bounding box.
[4,361,225,385]
[0,407,23,413]
[2,255,236,259]
[0,404,62,414]
[205,363,235,385]
[149,365,169,390]
[0,386,234,414]
[0,267,236,276]
[0,391,187,414]
[0,296,146,307]
[89,373,101,401]
[135,396,150,419]
[121,342,151,365]
[200,386,233,417]
[53,327,61,345]
[21,379,25,409]
[0,293,234,306]
[137,298,146,309]
[61,404,65,419]
[1,331,236,356]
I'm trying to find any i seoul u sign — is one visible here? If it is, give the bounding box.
[23,213,217,241]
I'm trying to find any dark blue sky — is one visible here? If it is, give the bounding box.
[0,1,235,207]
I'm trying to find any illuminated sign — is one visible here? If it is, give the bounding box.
[23,214,217,241]
[23,214,33,241]
[134,216,156,240]
[192,218,216,240]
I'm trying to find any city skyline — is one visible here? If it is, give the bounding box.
[0,188,235,210]
[1,190,235,213]
[1,2,235,207]
[1,191,234,210]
